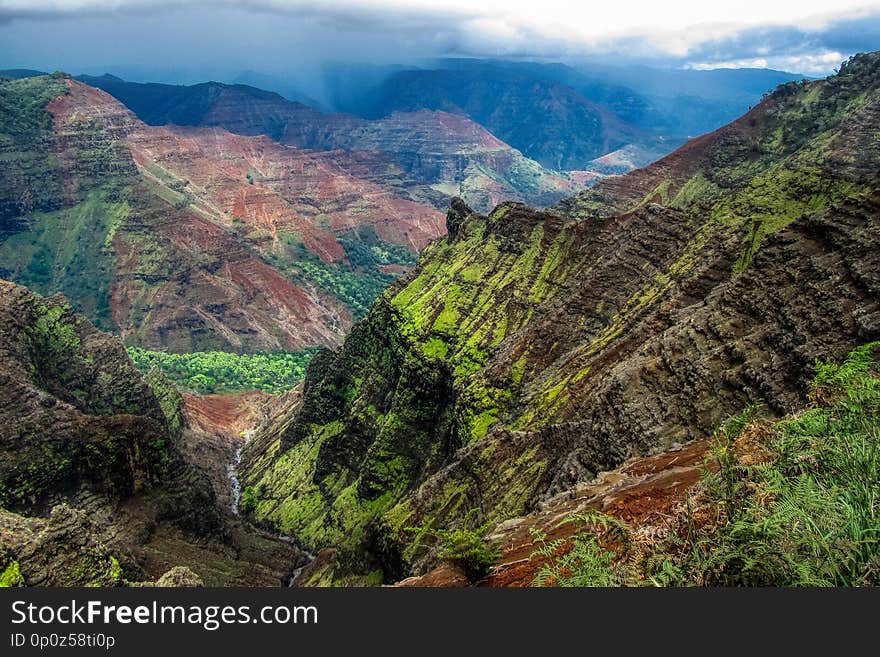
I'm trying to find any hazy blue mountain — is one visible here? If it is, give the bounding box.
[228,70,327,110]
[77,58,806,174]
[344,59,805,169]
[0,69,49,79]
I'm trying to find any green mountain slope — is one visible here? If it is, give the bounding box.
[0,74,126,330]
[239,53,880,584]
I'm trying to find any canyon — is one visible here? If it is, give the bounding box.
[1,53,878,587]
[0,75,448,352]
[0,280,306,586]
[80,74,587,213]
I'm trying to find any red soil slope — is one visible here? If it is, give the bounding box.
[46,80,447,352]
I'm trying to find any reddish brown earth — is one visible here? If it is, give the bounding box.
[567,170,605,186]
[181,390,304,511]
[183,391,273,441]
[180,391,283,510]
[52,81,446,256]
[193,84,586,211]
[126,125,446,257]
[397,439,710,587]
[44,80,450,352]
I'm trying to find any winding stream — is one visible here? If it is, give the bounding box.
[226,426,315,583]
[227,428,253,514]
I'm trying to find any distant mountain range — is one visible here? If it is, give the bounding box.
[325,59,806,170]
[75,73,584,211]
[4,62,804,180]
[76,59,805,176]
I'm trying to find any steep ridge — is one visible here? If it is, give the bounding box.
[80,75,585,212]
[399,342,880,587]
[394,438,712,587]
[0,280,302,585]
[0,75,446,350]
[182,391,275,510]
[238,53,880,584]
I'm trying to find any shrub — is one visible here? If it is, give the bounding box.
[240,486,258,514]
[126,347,319,394]
[530,511,631,587]
[435,525,501,581]
[407,510,501,582]
[0,561,24,587]
[649,342,880,586]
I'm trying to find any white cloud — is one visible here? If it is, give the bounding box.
[689,50,849,73]
[3,0,880,47]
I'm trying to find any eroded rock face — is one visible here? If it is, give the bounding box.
[181,391,276,510]
[0,76,447,352]
[81,76,586,213]
[396,439,711,587]
[0,281,302,586]
[0,505,128,587]
[239,53,880,584]
[307,109,584,211]
[0,280,179,514]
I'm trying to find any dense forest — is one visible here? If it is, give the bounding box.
[127,347,318,393]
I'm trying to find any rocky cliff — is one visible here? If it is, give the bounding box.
[0,75,447,351]
[238,53,880,584]
[0,280,302,585]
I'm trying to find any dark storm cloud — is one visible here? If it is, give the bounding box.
[0,1,877,78]
[819,14,880,52]
[0,1,462,29]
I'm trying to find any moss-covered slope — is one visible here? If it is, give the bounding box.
[240,53,880,584]
[0,73,127,330]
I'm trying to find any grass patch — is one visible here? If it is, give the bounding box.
[407,509,501,582]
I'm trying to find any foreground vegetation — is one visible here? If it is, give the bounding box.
[127,347,318,394]
[531,343,880,587]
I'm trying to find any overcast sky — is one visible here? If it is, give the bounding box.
[1,0,878,79]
